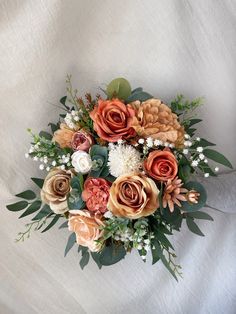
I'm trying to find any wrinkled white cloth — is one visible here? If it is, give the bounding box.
[0,1,236,313]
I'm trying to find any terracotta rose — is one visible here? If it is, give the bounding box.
[41,169,72,214]
[144,149,178,181]
[107,172,159,219]
[90,98,136,142]
[82,177,111,213]
[68,210,104,252]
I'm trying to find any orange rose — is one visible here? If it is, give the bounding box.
[144,149,178,181]
[53,123,75,148]
[90,98,136,142]
[68,210,104,252]
[107,173,159,219]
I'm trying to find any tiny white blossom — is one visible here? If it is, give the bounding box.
[104,211,113,219]
[154,139,161,146]
[39,164,44,170]
[137,244,143,250]
[138,138,145,144]
[25,153,29,158]
[204,173,209,177]
[60,165,66,170]
[199,153,205,160]
[46,166,50,171]
[164,142,169,147]
[204,159,208,164]
[52,160,57,166]
[117,139,124,145]
[29,147,34,153]
[215,167,219,172]
[169,143,174,148]
[33,156,38,161]
[184,134,190,139]
[146,137,153,148]
[191,160,199,167]
[71,110,76,116]
[197,147,203,153]
[183,149,188,155]
[74,116,79,121]
[196,137,201,141]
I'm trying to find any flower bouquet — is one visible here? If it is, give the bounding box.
[7,76,233,279]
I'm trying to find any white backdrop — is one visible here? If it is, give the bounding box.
[0,1,236,313]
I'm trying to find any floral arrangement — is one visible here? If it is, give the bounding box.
[7,76,233,279]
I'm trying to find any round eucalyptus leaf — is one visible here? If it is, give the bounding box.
[106,78,131,100]
[181,181,207,212]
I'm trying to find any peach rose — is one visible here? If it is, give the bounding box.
[41,169,72,214]
[71,130,94,152]
[90,98,136,142]
[144,149,178,181]
[82,177,111,213]
[53,123,75,148]
[107,173,159,219]
[68,210,104,252]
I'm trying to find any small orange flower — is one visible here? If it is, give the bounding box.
[53,123,75,148]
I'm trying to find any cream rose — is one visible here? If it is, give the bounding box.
[68,210,104,252]
[107,172,159,219]
[71,151,92,174]
[41,169,72,214]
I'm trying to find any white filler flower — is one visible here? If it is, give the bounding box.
[108,144,141,177]
[71,151,92,174]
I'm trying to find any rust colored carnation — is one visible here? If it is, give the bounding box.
[53,123,75,148]
[144,148,178,182]
[129,98,185,148]
[82,177,111,213]
[162,177,188,212]
[90,98,136,142]
[107,172,159,219]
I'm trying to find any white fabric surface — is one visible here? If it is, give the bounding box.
[0,1,236,313]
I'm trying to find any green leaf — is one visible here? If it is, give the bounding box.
[79,251,90,269]
[59,221,68,229]
[178,164,191,183]
[198,162,217,177]
[64,233,76,257]
[32,204,52,220]
[153,240,178,281]
[187,211,213,221]
[100,243,126,266]
[106,78,131,101]
[181,181,207,212]
[186,217,204,236]
[158,183,164,213]
[126,91,153,103]
[31,177,44,189]
[39,131,53,140]
[155,232,174,250]
[151,245,160,265]
[192,138,216,148]
[48,122,60,133]
[203,149,233,169]
[41,215,61,233]
[162,207,183,231]
[91,252,102,269]
[19,200,42,218]
[60,96,70,110]
[188,119,202,127]
[6,201,28,212]
[15,190,36,200]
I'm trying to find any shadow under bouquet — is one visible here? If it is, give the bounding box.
[7,77,233,280]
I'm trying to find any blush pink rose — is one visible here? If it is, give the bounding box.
[82,177,111,213]
[71,130,94,152]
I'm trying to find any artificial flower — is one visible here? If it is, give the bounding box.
[71,150,92,174]
[107,172,159,219]
[52,123,75,148]
[108,144,141,177]
[41,168,72,214]
[71,130,94,152]
[144,148,178,181]
[162,177,188,212]
[186,190,200,204]
[129,98,185,147]
[68,210,104,252]
[82,177,111,213]
[90,98,136,142]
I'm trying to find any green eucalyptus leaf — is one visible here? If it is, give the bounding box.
[203,149,233,169]
[39,131,53,140]
[32,204,52,220]
[31,177,44,189]
[186,217,204,236]
[6,201,28,212]
[154,232,174,250]
[126,91,153,103]
[19,200,42,218]
[79,251,90,269]
[41,214,61,233]
[187,211,213,221]
[91,252,102,269]
[64,233,76,257]
[100,243,126,266]
[15,190,36,200]
[106,78,131,100]
[59,221,68,229]
[48,122,60,133]
[181,181,207,212]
